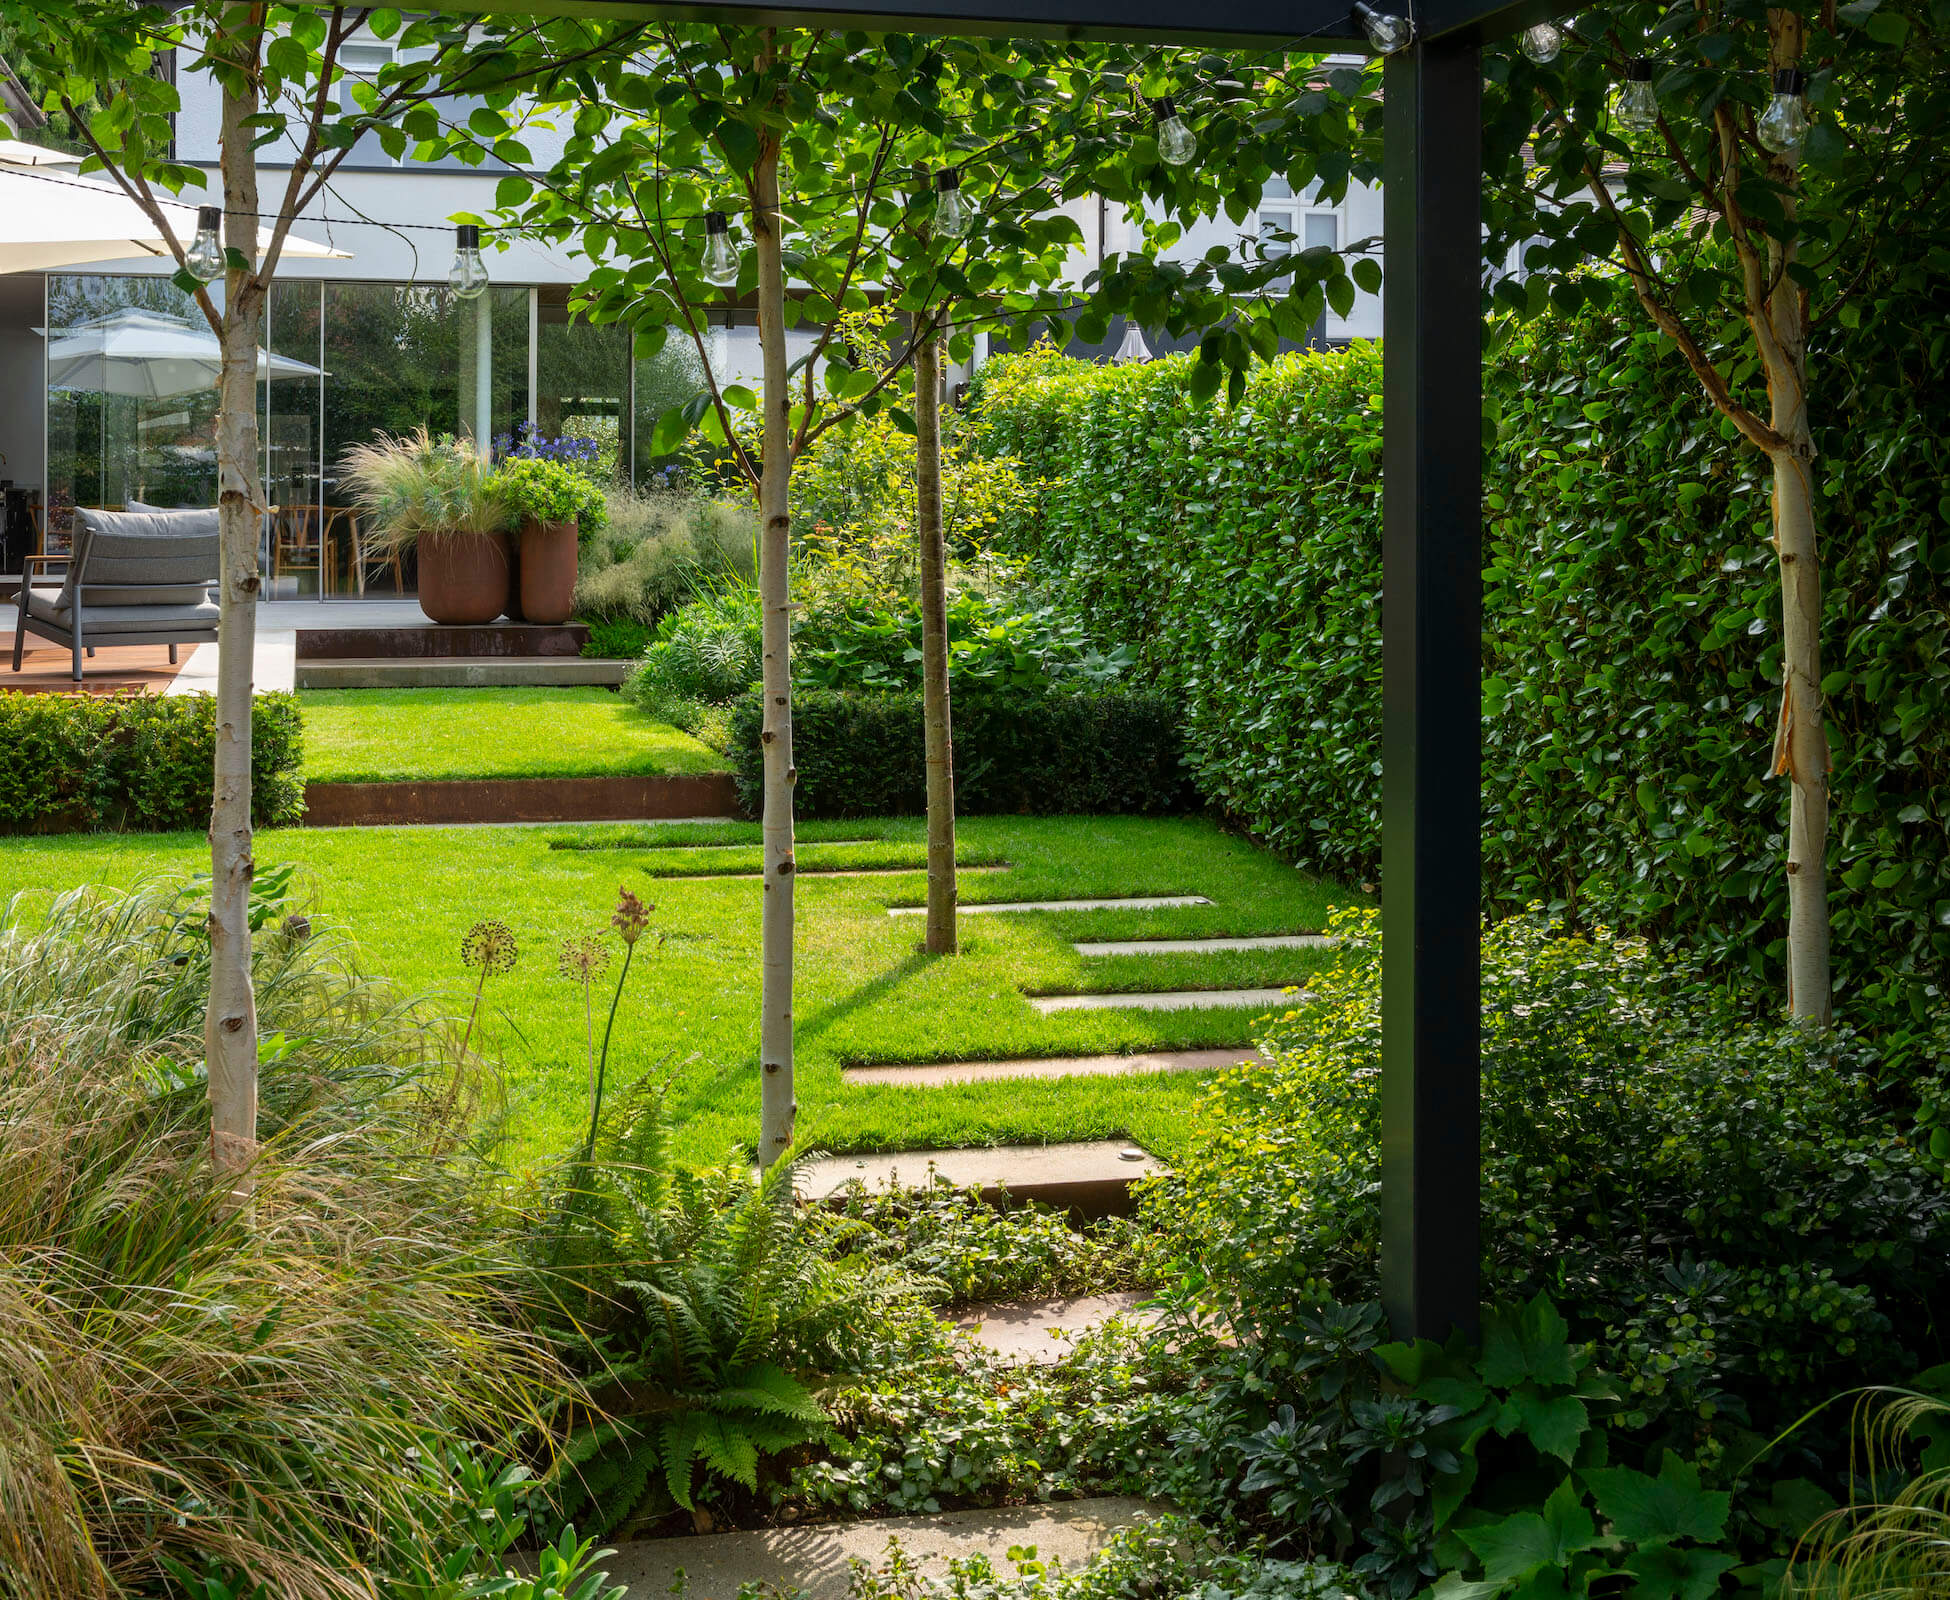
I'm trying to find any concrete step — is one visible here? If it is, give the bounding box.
[888,895,1211,917]
[591,1497,1168,1600]
[800,1140,1165,1218]
[294,656,630,688]
[1074,933,1337,955]
[950,1291,1161,1364]
[844,1046,1261,1087]
[1028,985,1308,1015]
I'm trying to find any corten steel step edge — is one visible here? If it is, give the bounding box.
[294,623,590,659]
[303,772,742,826]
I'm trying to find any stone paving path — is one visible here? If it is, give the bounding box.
[843,1045,1262,1087]
[951,1291,1160,1363]
[1074,933,1336,955]
[800,1140,1164,1216]
[888,895,1211,917]
[1029,985,1307,1014]
[593,1497,1168,1599]
[658,865,1008,881]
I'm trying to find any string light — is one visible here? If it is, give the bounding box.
[1352,1,1414,54]
[1520,20,1565,63]
[934,168,970,239]
[701,210,740,286]
[184,205,224,282]
[1151,98,1196,166]
[447,224,488,298]
[1756,67,1809,160]
[1615,58,1659,133]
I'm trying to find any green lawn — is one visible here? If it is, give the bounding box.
[0,816,1362,1171]
[299,688,727,781]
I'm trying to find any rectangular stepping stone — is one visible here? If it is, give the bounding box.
[1074,933,1337,955]
[844,1046,1262,1087]
[588,1497,1167,1599]
[1028,985,1308,1014]
[800,1139,1165,1218]
[654,863,1007,881]
[889,894,1211,917]
[951,1291,1160,1364]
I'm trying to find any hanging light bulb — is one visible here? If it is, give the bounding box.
[1755,67,1810,160]
[1615,58,1659,133]
[184,204,224,283]
[447,224,488,299]
[934,168,969,240]
[1351,1,1414,54]
[1520,19,1565,63]
[1112,322,1152,364]
[701,210,740,287]
[1151,98,1196,166]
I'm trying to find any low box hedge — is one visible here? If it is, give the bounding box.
[0,691,305,833]
[726,687,1193,819]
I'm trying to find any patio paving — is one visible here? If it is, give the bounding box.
[2,629,191,694]
[843,1046,1260,1087]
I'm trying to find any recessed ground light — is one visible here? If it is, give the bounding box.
[1119,1148,1147,1162]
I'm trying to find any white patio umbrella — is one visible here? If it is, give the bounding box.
[45,308,324,399]
[0,149,348,274]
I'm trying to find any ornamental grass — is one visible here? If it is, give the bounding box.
[0,883,574,1600]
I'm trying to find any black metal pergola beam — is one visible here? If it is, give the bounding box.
[435,0,1526,1344]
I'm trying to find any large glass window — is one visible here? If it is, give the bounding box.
[536,285,631,482]
[44,274,224,549]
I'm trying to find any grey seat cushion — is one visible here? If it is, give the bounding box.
[26,587,219,634]
[69,506,220,608]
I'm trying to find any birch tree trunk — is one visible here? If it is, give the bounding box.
[914,325,957,955]
[752,101,798,1163]
[206,59,265,1176]
[1763,9,1830,1022]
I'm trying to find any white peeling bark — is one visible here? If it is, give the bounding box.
[914,325,957,955]
[753,110,798,1163]
[206,63,264,1176]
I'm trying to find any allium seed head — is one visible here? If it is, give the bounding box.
[460,919,518,976]
[557,933,611,984]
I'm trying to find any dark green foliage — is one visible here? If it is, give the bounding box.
[794,591,1134,694]
[0,691,305,832]
[975,297,1950,1014]
[534,1084,914,1538]
[1146,910,1950,1444]
[725,688,1192,820]
[576,618,654,661]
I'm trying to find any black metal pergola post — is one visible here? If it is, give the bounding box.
[460,0,1558,1344]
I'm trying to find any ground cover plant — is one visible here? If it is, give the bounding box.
[0,815,1356,1165]
[299,687,727,783]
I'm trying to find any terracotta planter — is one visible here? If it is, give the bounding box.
[415,531,509,626]
[518,518,579,625]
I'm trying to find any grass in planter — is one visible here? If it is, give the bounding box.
[0,815,1363,1169]
[300,687,728,782]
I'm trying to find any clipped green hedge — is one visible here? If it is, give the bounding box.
[726,688,1191,820]
[0,692,306,832]
[975,302,1950,1015]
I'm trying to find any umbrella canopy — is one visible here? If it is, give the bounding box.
[0,151,349,274]
[46,308,326,399]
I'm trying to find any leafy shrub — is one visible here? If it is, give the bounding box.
[795,590,1135,694]
[974,294,1950,1016]
[620,584,764,744]
[1147,908,1950,1439]
[579,617,655,660]
[0,882,567,1599]
[726,688,1193,819]
[492,454,611,536]
[533,1082,916,1538]
[575,490,756,625]
[0,690,304,832]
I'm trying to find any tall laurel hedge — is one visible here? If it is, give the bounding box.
[975,303,1950,1018]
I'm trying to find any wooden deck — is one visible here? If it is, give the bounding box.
[0,631,190,695]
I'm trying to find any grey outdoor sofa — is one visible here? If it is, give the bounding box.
[11,506,221,683]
